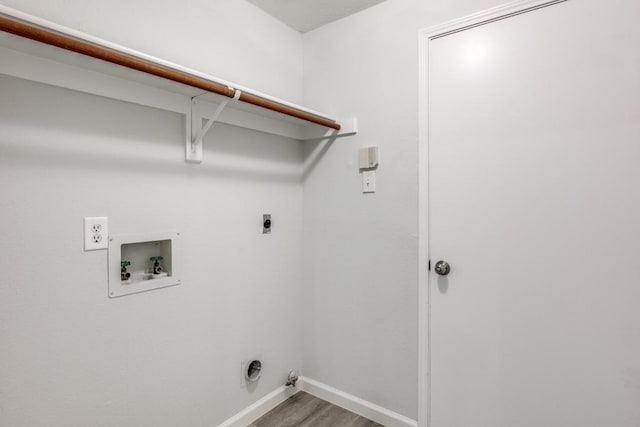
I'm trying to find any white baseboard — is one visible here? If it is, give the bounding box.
[217,385,296,427]
[299,376,418,427]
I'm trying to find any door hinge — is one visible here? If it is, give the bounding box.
[428,259,431,271]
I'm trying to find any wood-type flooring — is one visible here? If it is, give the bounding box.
[249,391,385,427]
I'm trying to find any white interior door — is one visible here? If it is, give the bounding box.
[428,1,640,426]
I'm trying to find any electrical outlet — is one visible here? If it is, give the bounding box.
[263,214,272,234]
[84,217,108,251]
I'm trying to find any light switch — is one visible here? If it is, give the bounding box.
[362,170,376,193]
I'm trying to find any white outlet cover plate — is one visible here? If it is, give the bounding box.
[84,217,109,251]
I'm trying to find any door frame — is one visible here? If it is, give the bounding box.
[417,1,567,425]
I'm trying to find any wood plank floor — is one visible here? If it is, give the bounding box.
[249,391,385,427]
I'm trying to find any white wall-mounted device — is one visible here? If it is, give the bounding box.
[108,231,181,298]
[358,146,379,169]
[359,146,379,193]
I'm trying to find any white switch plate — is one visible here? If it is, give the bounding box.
[84,217,108,251]
[362,170,376,193]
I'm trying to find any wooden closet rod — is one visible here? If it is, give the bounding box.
[0,15,341,131]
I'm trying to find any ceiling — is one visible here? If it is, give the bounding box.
[248,0,388,33]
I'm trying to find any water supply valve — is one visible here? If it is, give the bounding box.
[121,261,131,281]
[150,256,164,275]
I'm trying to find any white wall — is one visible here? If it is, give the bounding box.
[0,1,305,426]
[301,0,503,419]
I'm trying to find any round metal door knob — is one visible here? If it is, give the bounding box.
[434,260,451,276]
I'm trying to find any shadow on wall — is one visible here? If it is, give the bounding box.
[302,137,335,181]
[0,75,305,184]
[0,128,304,184]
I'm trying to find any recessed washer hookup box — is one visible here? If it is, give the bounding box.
[108,231,181,298]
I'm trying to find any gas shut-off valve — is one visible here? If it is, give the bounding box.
[285,370,299,387]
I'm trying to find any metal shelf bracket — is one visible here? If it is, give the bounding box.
[186,89,241,163]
